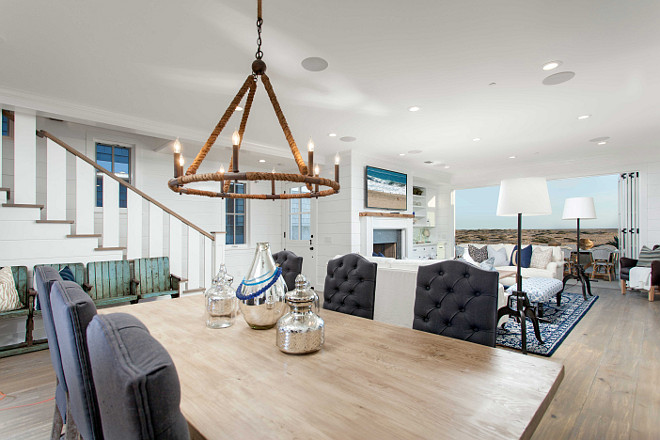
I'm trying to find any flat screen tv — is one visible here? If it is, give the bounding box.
[365,166,407,210]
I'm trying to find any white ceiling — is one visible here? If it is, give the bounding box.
[2,0,660,188]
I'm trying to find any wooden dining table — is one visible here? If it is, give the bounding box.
[103,295,564,440]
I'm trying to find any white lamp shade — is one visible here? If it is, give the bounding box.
[496,178,552,216]
[562,197,596,220]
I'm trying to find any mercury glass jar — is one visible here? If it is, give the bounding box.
[205,265,238,328]
[276,274,325,354]
[237,242,288,329]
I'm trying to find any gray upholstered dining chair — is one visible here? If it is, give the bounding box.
[50,280,103,440]
[33,266,76,440]
[273,250,303,291]
[413,260,499,347]
[87,313,190,440]
[323,253,377,319]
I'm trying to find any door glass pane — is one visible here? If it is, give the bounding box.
[301,213,311,240]
[96,176,103,207]
[290,215,299,240]
[301,197,310,213]
[226,198,234,213]
[291,198,299,214]
[235,199,245,214]
[235,224,245,244]
[226,215,234,244]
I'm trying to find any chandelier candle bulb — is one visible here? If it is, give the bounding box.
[307,138,314,176]
[314,165,320,193]
[232,130,240,174]
[173,139,182,178]
[271,169,276,195]
[334,154,340,183]
[176,155,185,178]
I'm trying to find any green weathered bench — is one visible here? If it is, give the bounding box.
[34,263,91,292]
[87,260,138,307]
[132,257,183,300]
[0,266,37,358]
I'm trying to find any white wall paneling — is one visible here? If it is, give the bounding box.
[204,237,212,288]
[13,111,36,204]
[46,138,67,220]
[102,174,119,247]
[149,203,164,257]
[75,157,95,234]
[187,227,200,290]
[126,190,143,259]
[0,108,3,188]
[169,217,183,277]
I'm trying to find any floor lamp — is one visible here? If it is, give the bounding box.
[562,197,596,300]
[496,177,551,354]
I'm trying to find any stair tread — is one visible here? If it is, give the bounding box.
[67,234,102,238]
[36,220,74,224]
[3,203,44,209]
[183,288,205,294]
[0,187,9,192]
[95,246,126,251]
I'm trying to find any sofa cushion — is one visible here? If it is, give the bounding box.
[638,246,660,267]
[510,245,533,268]
[0,266,23,312]
[468,245,488,263]
[530,247,553,269]
[487,246,509,267]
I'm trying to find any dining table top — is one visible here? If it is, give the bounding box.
[103,295,564,440]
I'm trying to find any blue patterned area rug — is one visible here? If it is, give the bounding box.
[496,292,599,356]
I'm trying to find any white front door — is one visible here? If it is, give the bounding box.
[282,184,318,287]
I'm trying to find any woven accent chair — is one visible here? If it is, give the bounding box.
[413,260,499,347]
[87,313,190,440]
[273,250,303,291]
[323,254,377,319]
[50,281,102,440]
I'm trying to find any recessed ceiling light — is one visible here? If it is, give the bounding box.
[597,141,607,145]
[328,133,337,137]
[542,71,576,86]
[589,136,610,143]
[444,165,450,169]
[301,57,329,72]
[509,155,516,159]
[399,153,406,156]
[408,149,422,154]
[258,159,266,163]
[488,82,497,86]
[235,106,243,112]
[472,138,481,142]
[542,60,562,71]
[339,136,356,142]
[424,160,433,164]
[577,114,591,120]
[408,106,420,112]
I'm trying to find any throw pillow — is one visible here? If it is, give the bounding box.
[487,245,509,267]
[461,251,478,266]
[530,247,553,269]
[0,266,23,312]
[455,245,465,258]
[468,244,488,263]
[638,246,660,267]
[510,245,533,268]
[59,266,76,282]
[479,257,496,271]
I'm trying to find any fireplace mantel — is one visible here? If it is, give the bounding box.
[359,214,413,258]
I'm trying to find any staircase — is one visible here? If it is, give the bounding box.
[0,110,224,336]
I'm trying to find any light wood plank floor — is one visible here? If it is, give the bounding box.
[0,281,658,439]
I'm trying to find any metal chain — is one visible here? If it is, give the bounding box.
[255,17,264,60]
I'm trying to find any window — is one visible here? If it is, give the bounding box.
[2,114,9,137]
[226,182,246,245]
[289,186,311,240]
[95,143,131,208]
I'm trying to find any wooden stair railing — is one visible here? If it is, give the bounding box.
[37,130,214,241]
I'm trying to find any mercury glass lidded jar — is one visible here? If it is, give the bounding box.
[204,264,238,328]
[237,242,288,329]
[276,274,325,354]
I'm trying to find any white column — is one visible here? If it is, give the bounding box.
[102,174,119,247]
[149,204,164,257]
[46,138,67,220]
[75,158,95,234]
[13,111,36,204]
[187,228,200,290]
[204,238,212,288]
[169,217,183,277]
[126,190,142,259]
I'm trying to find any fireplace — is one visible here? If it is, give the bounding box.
[373,229,402,259]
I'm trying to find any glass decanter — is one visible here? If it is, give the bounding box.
[205,264,238,329]
[237,242,288,329]
[276,274,325,354]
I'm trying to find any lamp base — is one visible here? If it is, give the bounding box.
[497,290,544,355]
[562,263,593,301]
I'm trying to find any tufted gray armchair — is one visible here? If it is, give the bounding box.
[413,260,499,347]
[323,253,377,319]
[273,250,304,291]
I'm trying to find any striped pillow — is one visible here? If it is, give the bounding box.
[637,246,660,267]
[0,266,23,312]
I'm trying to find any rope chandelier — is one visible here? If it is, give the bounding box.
[168,0,340,200]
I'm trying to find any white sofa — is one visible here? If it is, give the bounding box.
[364,256,507,328]
[459,243,564,286]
